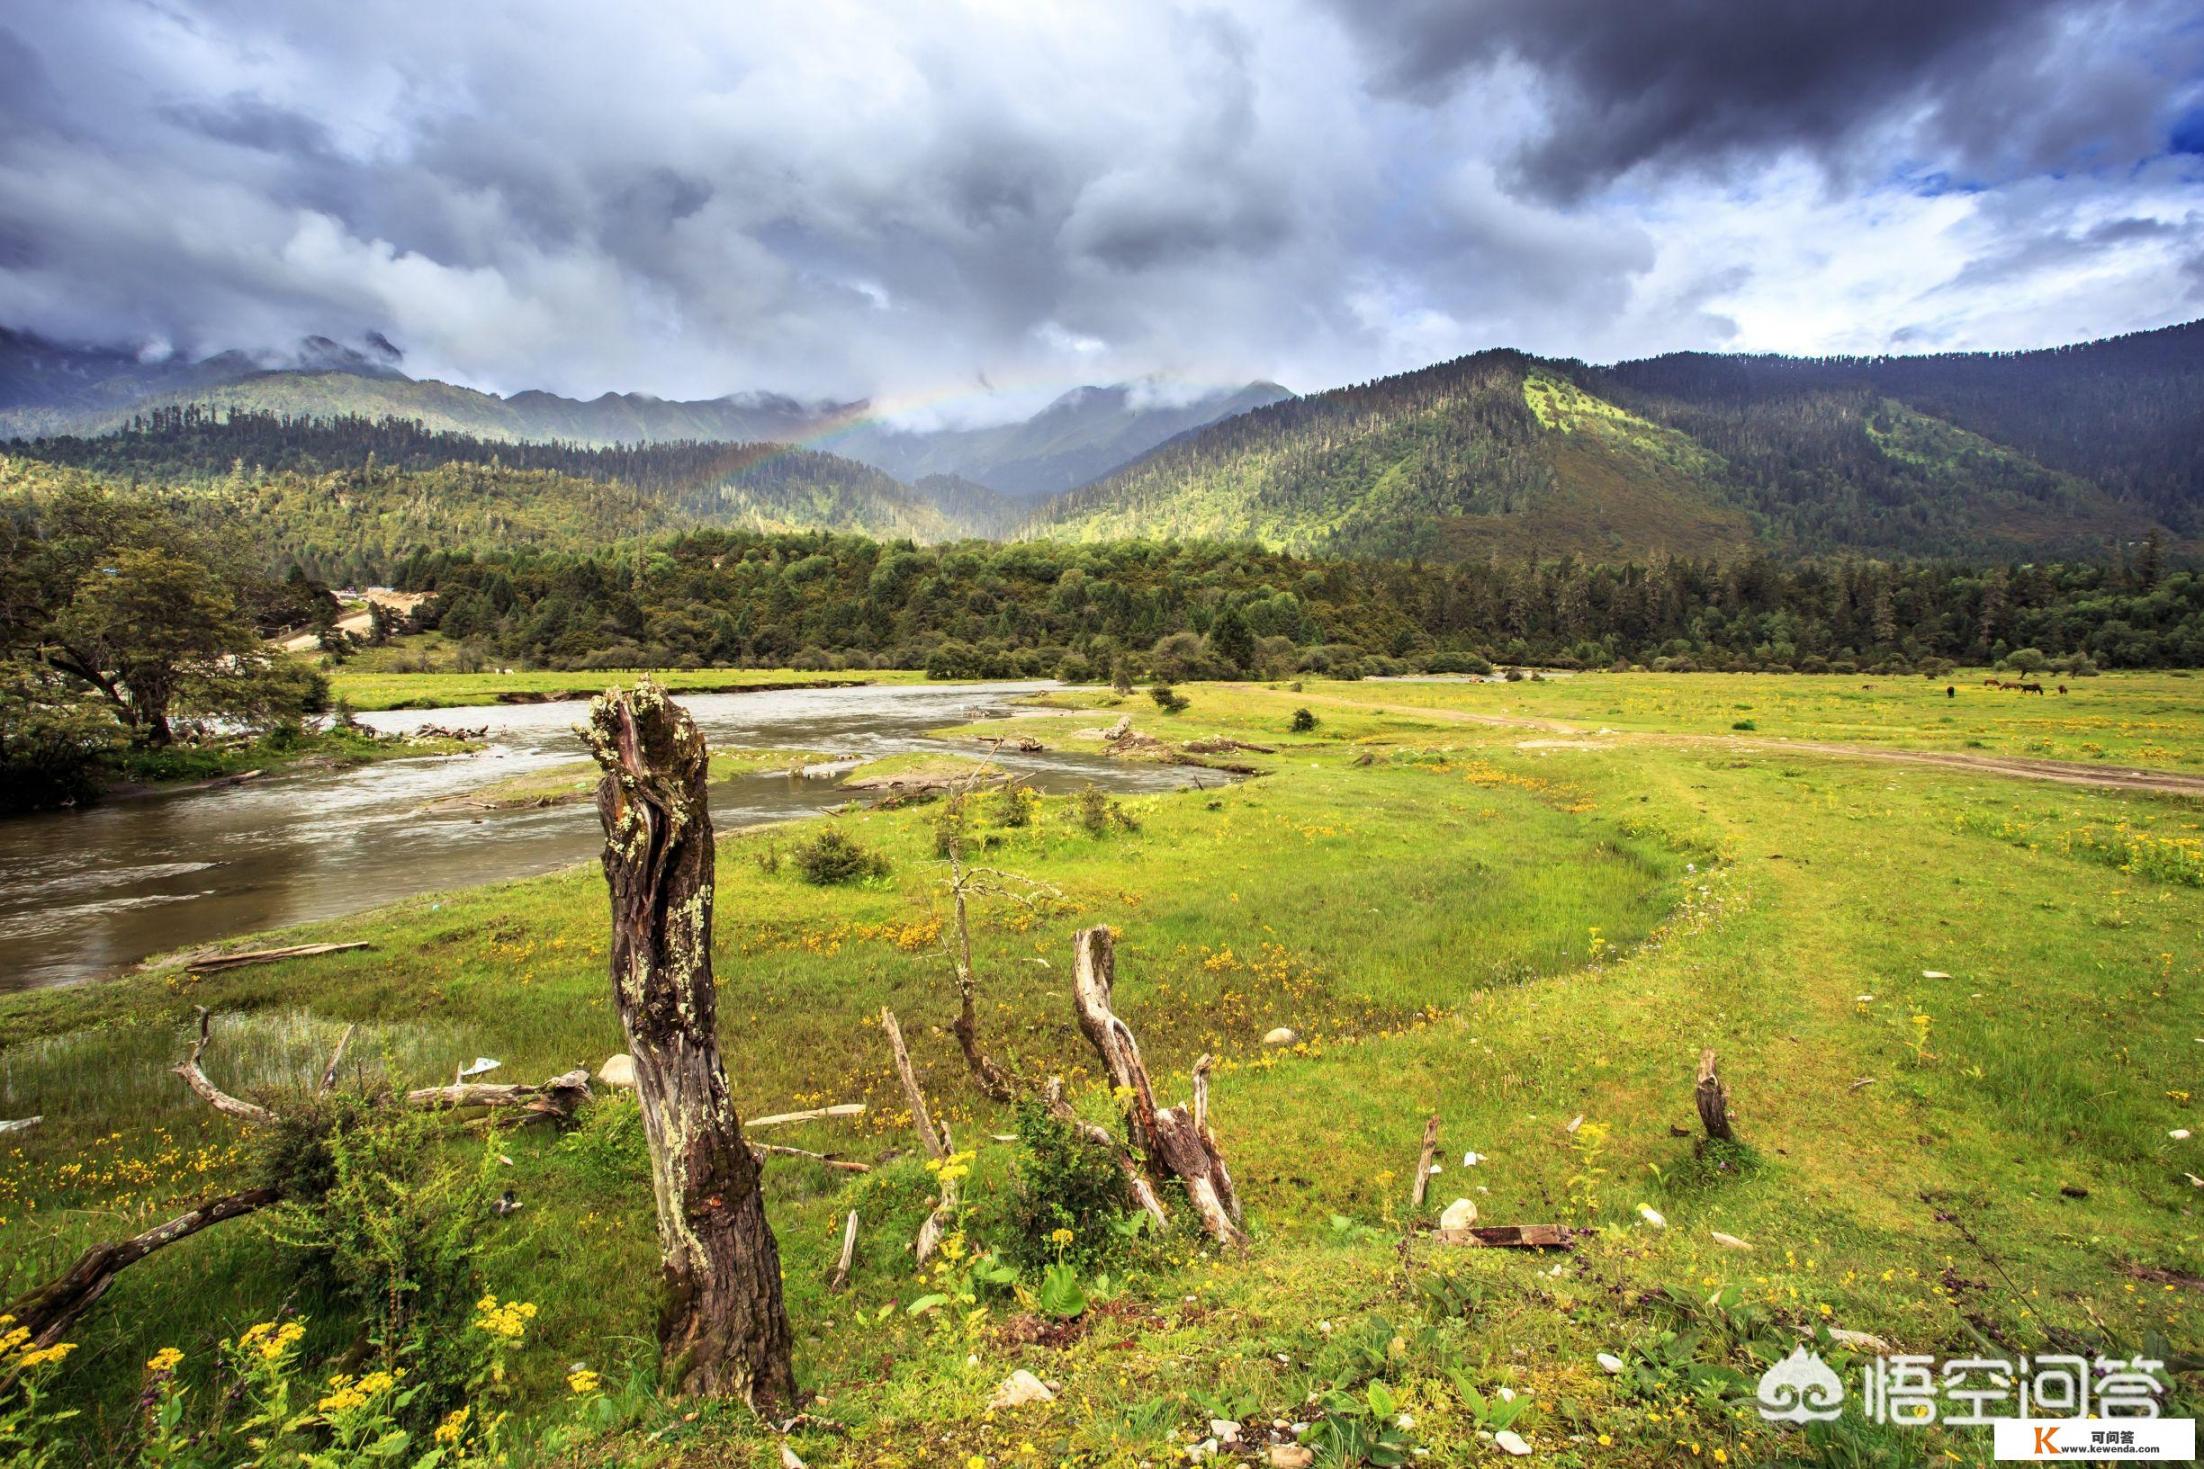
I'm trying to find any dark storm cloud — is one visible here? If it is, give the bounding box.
[0,1,2195,407]
[160,95,339,158]
[1332,0,2199,199]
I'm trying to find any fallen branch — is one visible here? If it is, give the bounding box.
[1430,1224,1579,1249]
[754,1143,870,1174]
[1070,926,1245,1246]
[403,1069,593,1123]
[748,1103,866,1130]
[186,941,372,974]
[1411,1113,1440,1208]
[5,1186,281,1348]
[0,1117,40,1136]
[172,1008,278,1126]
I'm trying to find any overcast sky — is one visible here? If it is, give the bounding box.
[2,0,2200,422]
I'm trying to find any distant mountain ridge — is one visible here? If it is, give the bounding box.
[1026,323,2201,560]
[5,320,2199,563]
[0,328,1291,501]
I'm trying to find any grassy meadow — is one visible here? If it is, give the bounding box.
[1,672,2199,1466]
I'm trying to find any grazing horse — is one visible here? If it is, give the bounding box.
[1946,686,1956,698]
[2057,684,2068,695]
[2018,681,2045,694]
[1983,677,2001,688]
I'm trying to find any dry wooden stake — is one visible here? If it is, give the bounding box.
[879,1007,945,1160]
[829,1211,859,1292]
[1411,1112,1440,1208]
[1696,1048,1734,1142]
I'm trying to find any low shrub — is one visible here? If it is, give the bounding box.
[791,828,888,885]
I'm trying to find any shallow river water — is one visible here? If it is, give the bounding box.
[0,681,1193,992]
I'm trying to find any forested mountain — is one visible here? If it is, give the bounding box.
[827,380,1292,497]
[1027,328,2192,561]
[1588,320,2204,532]
[0,416,959,584]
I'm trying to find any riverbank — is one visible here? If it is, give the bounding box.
[3,674,2198,1465]
[95,723,480,800]
[328,666,930,712]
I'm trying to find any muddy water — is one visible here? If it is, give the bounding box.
[0,681,1192,992]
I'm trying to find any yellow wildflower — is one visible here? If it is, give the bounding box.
[146,1346,184,1374]
[16,1342,76,1369]
[435,1407,470,1445]
[568,1368,602,1395]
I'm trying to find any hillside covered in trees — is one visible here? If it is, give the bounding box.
[1029,324,2197,561]
[4,416,964,579]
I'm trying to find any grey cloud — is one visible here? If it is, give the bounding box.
[0,0,2194,408]
[1330,0,2198,198]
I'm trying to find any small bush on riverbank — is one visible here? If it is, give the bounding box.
[791,828,889,884]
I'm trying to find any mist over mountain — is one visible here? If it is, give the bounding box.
[827,380,1294,499]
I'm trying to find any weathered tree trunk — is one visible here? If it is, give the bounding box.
[6,1187,280,1348]
[1695,1048,1734,1142]
[587,680,796,1411]
[1070,926,1245,1245]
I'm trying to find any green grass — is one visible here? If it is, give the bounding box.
[4,675,2199,1465]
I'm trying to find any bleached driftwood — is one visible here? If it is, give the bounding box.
[879,1008,945,1160]
[185,941,372,974]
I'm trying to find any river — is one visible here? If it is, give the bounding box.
[0,681,1194,992]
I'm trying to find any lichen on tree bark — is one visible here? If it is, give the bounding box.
[587,678,797,1409]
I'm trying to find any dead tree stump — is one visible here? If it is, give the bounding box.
[1070,926,1245,1245]
[588,679,797,1411]
[1695,1049,1734,1142]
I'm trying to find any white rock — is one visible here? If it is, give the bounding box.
[1268,1448,1315,1469]
[1263,1026,1299,1047]
[780,1445,806,1469]
[597,1054,637,1088]
[1922,970,1951,979]
[1209,1420,1241,1445]
[1462,1151,1485,1166]
[1565,1115,1584,1133]
[1709,1230,1752,1251]
[1596,1352,1625,1374]
[988,1369,1055,1409]
[1636,1204,1667,1228]
[2172,1129,2192,1141]
[1495,1429,1532,1456]
[459,1056,502,1078]
[1439,1198,1480,1230]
